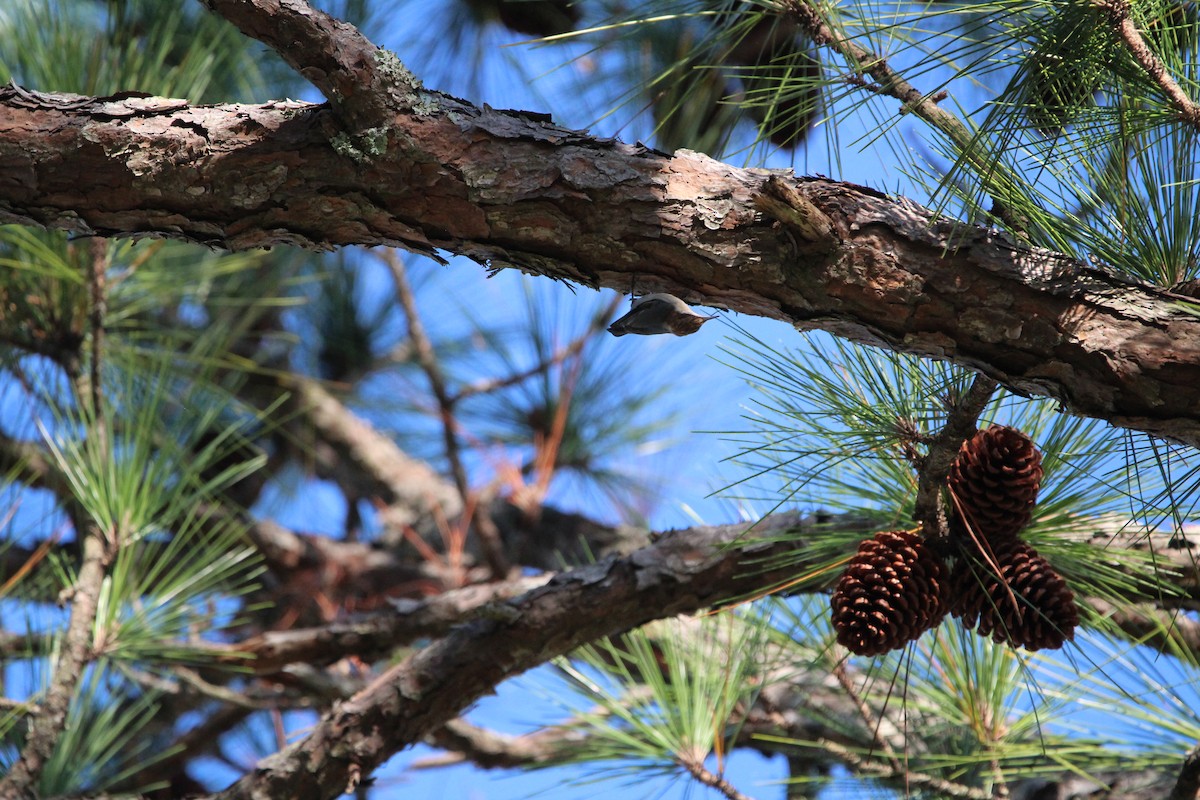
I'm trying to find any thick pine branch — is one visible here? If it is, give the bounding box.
[207,512,813,799]
[3,85,1200,448]
[2,0,1199,447]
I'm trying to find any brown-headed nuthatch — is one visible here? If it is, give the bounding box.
[607,293,717,337]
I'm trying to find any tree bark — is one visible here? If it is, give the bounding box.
[3,84,1200,449]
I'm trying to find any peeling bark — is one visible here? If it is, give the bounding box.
[3,84,1199,448]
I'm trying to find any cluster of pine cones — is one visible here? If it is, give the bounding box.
[830,426,1079,656]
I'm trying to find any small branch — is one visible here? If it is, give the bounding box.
[990,758,1011,799]
[198,0,412,130]
[0,240,115,799]
[86,239,106,433]
[0,432,71,497]
[816,738,990,800]
[381,249,509,578]
[420,718,579,769]
[1094,0,1200,131]
[779,0,1023,229]
[204,573,552,672]
[1085,597,1200,659]
[833,662,903,774]
[912,373,998,538]
[381,250,470,504]
[677,757,756,800]
[0,530,110,798]
[273,372,464,529]
[448,297,620,405]
[113,703,254,794]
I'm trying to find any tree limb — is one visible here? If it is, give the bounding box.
[196,507,1200,799]
[4,83,1199,448]
[209,512,818,799]
[197,0,413,131]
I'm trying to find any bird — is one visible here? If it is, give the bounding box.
[607,293,717,337]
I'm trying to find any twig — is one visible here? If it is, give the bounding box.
[912,373,998,539]
[418,717,580,769]
[113,703,254,794]
[833,662,903,774]
[380,249,510,578]
[86,239,107,442]
[1093,0,1200,131]
[0,526,56,597]
[0,241,116,800]
[816,738,991,799]
[677,757,756,800]
[991,758,1011,798]
[448,296,620,404]
[381,250,469,500]
[1085,597,1200,658]
[274,372,463,527]
[778,0,1024,229]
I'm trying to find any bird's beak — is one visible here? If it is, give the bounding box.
[606,322,629,336]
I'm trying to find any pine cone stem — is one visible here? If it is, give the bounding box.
[912,373,999,539]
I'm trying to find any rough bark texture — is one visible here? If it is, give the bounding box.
[3,85,1199,449]
[211,512,815,799]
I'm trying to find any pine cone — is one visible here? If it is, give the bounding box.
[948,536,1016,626]
[951,540,1078,651]
[830,530,950,656]
[948,425,1043,545]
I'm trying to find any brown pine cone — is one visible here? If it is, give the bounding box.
[948,536,1021,626]
[948,425,1044,544]
[951,539,1078,651]
[830,530,950,656]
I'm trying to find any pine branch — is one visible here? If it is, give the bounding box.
[1084,597,1200,657]
[112,703,254,795]
[815,738,990,800]
[448,297,619,404]
[676,758,756,800]
[832,662,903,775]
[5,83,1199,447]
[1093,0,1200,130]
[268,373,464,531]
[0,528,111,799]
[208,512,820,799]
[382,249,470,501]
[912,373,998,537]
[196,0,411,131]
[774,0,1023,230]
[84,239,106,439]
[0,244,117,799]
[381,249,509,577]
[196,507,1200,800]
[419,717,583,769]
[204,574,552,672]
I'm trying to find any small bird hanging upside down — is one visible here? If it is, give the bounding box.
[607,293,717,337]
